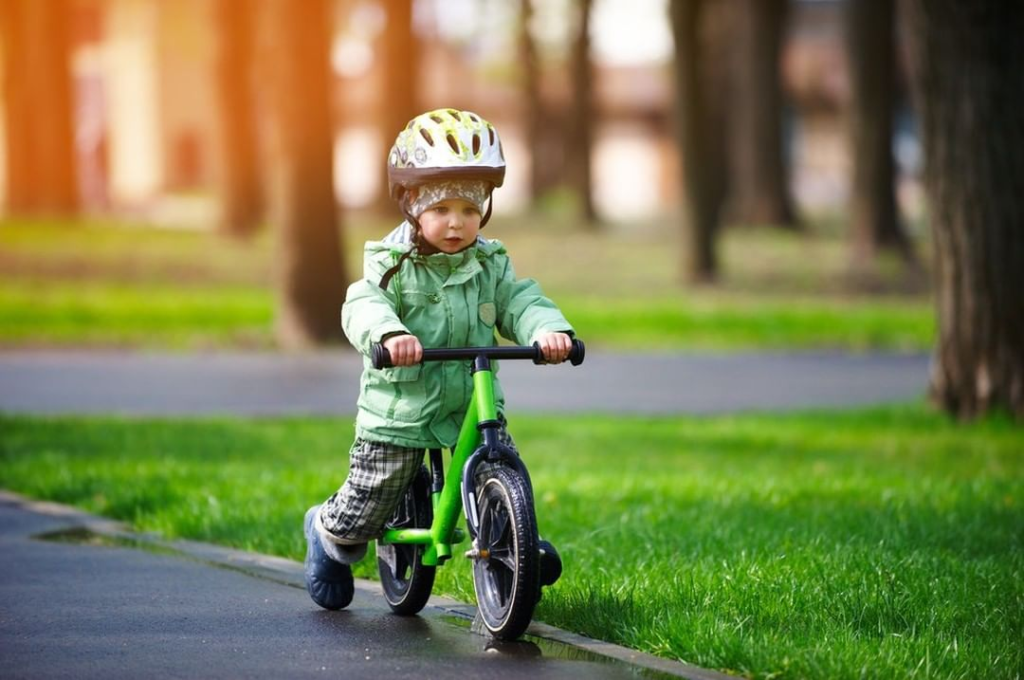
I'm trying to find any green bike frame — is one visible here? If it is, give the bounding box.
[377,364,496,566]
[372,341,583,567]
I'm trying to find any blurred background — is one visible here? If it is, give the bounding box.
[3,7,1022,677]
[0,0,922,223]
[0,0,934,354]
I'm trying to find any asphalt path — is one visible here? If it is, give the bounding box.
[0,492,728,680]
[0,349,929,416]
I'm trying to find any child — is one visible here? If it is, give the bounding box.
[304,109,573,610]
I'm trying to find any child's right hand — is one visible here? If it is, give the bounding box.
[382,334,423,366]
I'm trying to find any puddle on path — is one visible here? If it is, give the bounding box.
[442,613,681,679]
[33,525,300,588]
[36,526,176,554]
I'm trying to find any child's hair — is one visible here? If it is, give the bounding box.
[387,109,506,229]
[406,180,490,219]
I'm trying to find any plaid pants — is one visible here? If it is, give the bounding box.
[319,420,518,545]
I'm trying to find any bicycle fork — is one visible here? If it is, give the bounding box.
[460,355,534,550]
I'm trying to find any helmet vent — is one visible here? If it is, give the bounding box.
[487,126,495,145]
[420,129,435,146]
[430,114,444,124]
[448,109,462,121]
[469,113,479,123]
[446,134,460,154]
[472,134,481,155]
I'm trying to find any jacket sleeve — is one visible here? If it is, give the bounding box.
[341,251,410,354]
[494,254,574,345]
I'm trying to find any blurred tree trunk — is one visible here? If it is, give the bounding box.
[845,0,913,265]
[670,0,724,283]
[728,0,795,229]
[568,0,597,225]
[901,0,1024,419]
[0,0,77,215]
[701,0,734,218]
[376,0,418,212]
[213,0,262,237]
[518,0,545,204]
[262,0,347,348]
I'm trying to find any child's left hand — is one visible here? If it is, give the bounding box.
[536,332,573,364]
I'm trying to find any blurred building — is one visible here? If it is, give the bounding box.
[1,0,907,225]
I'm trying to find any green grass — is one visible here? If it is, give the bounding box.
[1,405,1020,679]
[559,294,932,351]
[0,216,934,351]
[0,280,272,348]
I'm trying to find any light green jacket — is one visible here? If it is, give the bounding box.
[342,236,574,449]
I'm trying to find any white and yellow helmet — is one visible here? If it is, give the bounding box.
[387,108,506,202]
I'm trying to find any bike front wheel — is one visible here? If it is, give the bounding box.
[377,466,436,615]
[472,466,540,640]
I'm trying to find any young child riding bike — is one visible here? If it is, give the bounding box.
[304,109,575,610]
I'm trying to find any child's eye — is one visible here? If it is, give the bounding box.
[434,207,449,215]
[464,207,480,216]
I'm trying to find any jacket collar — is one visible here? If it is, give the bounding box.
[368,235,506,288]
[418,247,481,287]
[369,233,505,261]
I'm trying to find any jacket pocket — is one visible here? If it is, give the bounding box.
[380,364,422,383]
[371,363,426,423]
[478,301,497,327]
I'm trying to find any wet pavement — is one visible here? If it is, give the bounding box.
[0,493,730,680]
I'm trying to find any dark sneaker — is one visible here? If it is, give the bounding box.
[304,505,354,610]
[538,539,562,587]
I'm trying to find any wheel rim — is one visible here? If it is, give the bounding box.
[378,542,419,596]
[475,482,518,624]
[378,479,422,599]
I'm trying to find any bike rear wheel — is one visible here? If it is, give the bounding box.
[472,466,540,640]
[377,466,436,615]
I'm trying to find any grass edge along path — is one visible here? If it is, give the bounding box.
[0,405,1020,679]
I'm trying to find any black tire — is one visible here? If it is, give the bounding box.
[377,466,436,615]
[472,466,540,640]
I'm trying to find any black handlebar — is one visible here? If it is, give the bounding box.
[371,339,585,370]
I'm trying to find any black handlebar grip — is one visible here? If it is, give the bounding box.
[371,343,393,370]
[569,339,585,366]
[531,342,544,364]
[531,339,586,366]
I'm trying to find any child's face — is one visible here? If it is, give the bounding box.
[417,198,482,253]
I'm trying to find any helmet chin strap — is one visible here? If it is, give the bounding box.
[378,199,420,290]
[400,201,421,237]
[480,192,494,228]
